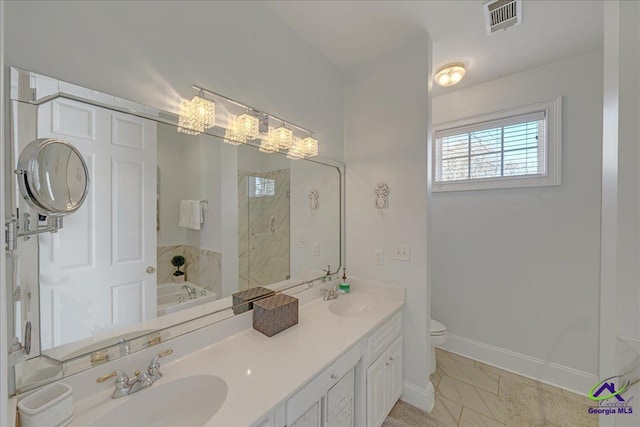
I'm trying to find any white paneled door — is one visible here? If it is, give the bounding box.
[37,99,157,349]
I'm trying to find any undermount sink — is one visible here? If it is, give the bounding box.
[90,375,227,426]
[328,292,380,317]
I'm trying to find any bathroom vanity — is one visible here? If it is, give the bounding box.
[48,280,404,427]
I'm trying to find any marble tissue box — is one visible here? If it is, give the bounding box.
[253,294,299,337]
[232,286,275,315]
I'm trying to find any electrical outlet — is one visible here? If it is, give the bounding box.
[297,236,307,248]
[393,244,410,261]
[313,243,320,256]
[374,249,384,265]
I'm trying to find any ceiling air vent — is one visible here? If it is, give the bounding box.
[483,0,522,34]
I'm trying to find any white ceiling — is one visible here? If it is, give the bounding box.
[265,1,604,94]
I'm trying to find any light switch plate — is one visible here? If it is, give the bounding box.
[297,236,307,248]
[374,249,384,265]
[393,244,410,261]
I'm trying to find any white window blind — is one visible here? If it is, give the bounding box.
[435,111,546,184]
[249,177,275,198]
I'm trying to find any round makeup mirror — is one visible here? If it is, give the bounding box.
[16,138,90,216]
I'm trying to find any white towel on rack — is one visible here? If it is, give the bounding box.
[179,200,202,230]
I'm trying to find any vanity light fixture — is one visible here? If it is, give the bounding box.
[236,111,260,141]
[223,116,246,146]
[286,137,305,160]
[272,123,293,150]
[434,63,466,88]
[178,91,216,135]
[181,84,320,158]
[259,135,279,153]
[301,134,318,157]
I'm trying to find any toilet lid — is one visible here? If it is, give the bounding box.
[431,319,446,334]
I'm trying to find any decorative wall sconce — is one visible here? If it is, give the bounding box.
[309,190,319,211]
[375,184,390,214]
[179,85,319,159]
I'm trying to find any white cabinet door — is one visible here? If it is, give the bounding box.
[386,336,403,408]
[366,353,388,427]
[291,400,321,427]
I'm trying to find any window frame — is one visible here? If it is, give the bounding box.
[432,97,562,192]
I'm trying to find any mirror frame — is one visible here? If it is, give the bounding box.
[7,67,345,395]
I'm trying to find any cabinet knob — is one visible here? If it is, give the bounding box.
[146,266,156,274]
[389,357,395,362]
[385,362,390,367]
[331,374,338,380]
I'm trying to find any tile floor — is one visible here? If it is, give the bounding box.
[384,348,597,426]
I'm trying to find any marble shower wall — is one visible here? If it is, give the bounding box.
[238,168,290,291]
[157,245,222,297]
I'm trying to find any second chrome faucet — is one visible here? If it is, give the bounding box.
[97,349,173,399]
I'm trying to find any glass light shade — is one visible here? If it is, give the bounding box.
[223,117,246,146]
[435,63,466,87]
[259,135,279,153]
[236,113,260,140]
[301,136,318,157]
[287,138,305,160]
[178,100,204,135]
[272,126,293,149]
[190,95,216,128]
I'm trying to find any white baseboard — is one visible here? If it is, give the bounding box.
[441,333,598,396]
[401,380,434,412]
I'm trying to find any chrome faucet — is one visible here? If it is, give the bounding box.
[323,284,339,301]
[97,349,173,399]
[181,285,196,299]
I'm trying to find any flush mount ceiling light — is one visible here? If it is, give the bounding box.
[434,63,466,88]
[180,84,319,159]
[178,92,216,135]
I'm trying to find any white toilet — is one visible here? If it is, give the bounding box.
[430,319,447,374]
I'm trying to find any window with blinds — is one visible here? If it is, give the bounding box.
[432,98,561,192]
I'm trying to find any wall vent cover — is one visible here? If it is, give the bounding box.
[483,0,522,34]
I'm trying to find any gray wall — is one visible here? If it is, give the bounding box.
[345,36,432,407]
[431,51,603,378]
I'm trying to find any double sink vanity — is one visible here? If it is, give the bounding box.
[6,68,408,427]
[60,280,404,427]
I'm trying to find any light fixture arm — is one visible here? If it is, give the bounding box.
[191,84,314,135]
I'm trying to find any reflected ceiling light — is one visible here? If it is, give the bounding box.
[178,92,216,135]
[434,63,466,87]
[259,135,279,153]
[236,112,260,140]
[272,123,293,150]
[223,116,246,146]
[287,138,305,160]
[301,135,318,157]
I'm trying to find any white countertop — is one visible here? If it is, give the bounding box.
[70,286,404,426]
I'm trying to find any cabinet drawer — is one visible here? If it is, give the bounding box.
[366,311,402,365]
[326,369,354,421]
[286,343,362,423]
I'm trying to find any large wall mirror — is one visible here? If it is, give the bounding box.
[6,68,342,393]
